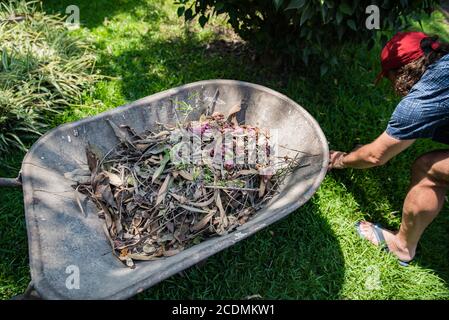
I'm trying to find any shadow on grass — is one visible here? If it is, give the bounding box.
[330,160,449,287]
[140,201,345,299]
[97,30,295,104]
[417,212,449,282]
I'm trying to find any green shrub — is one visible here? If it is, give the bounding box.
[0,0,97,153]
[176,0,437,68]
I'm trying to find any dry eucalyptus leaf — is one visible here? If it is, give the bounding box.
[179,170,193,181]
[191,212,214,232]
[152,152,170,183]
[86,145,100,173]
[156,174,172,206]
[163,249,182,257]
[226,103,241,121]
[93,173,117,209]
[126,256,135,269]
[105,171,122,186]
[107,119,136,148]
[74,114,304,267]
[143,244,156,254]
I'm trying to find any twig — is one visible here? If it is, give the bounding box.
[204,185,259,192]
[206,89,220,116]
[74,185,87,218]
[278,145,321,156]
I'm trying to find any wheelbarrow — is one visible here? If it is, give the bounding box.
[0,80,329,299]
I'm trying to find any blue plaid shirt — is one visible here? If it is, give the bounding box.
[386,54,449,144]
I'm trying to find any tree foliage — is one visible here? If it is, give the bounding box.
[176,0,437,69]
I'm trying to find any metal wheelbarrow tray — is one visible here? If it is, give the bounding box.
[8,80,328,299]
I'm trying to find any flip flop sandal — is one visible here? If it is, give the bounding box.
[355,221,411,267]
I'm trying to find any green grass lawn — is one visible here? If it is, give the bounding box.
[1,0,449,299]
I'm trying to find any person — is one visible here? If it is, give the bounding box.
[329,31,449,266]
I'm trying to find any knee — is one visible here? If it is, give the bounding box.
[412,152,448,184]
[412,153,434,174]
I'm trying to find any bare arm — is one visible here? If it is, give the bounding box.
[330,132,415,169]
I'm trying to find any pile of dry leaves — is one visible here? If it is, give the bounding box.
[67,104,302,268]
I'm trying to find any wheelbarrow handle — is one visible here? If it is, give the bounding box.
[0,177,22,188]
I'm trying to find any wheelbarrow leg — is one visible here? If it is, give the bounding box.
[11,282,42,300]
[0,175,22,188]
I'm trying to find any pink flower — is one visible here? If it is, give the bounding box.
[224,159,234,171]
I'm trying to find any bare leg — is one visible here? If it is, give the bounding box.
[358,150,449,262]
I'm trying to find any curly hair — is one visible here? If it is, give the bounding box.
[393,36,449,96]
